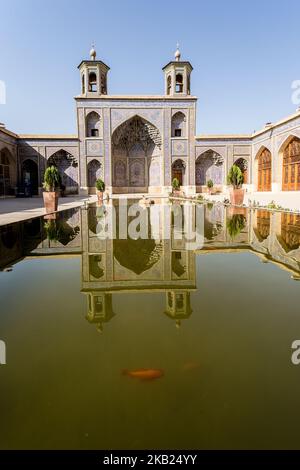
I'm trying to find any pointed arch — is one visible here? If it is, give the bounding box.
[172,159,186,186]
[111,115,162,193]
[234,158,248,184]
[87,159,102,189]
[88,71,97,92]
[86,111,101,137]
[47,149,78,194]
[254,147,272,191]
[0,147,15,196]
[279,135,300,191]
[171,111,186,137]
[21,159,38,195]
[195,149,224,187]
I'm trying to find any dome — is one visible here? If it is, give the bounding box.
[90,45,96,60]
[174,44,181,61]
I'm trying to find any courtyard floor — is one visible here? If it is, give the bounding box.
[205,191,300,211]
[0,195,97,226]
[0,190,299,226]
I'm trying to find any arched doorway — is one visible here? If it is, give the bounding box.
[195,150,224,190]
[256,148,271,191]
[172,159,185,186]
[0,148,13,196]
[234,158,248,184]
[87,160,102,193]
[22,159,38,195]
[282,136,300,191]
[112,115,162,193]
[48,150,79,194]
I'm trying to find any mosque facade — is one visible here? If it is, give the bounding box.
[1,46,300,202]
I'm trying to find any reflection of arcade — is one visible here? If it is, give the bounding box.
[81,200,197,332]
[279,213,300,252]
[0,208,82,270]
[251,209,300,275]
[253,210,270,242]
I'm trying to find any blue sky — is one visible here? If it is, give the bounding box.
[0,0,300,135]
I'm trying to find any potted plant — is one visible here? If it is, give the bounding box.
[172,177,180,196]
[43,165,60,213]
[95,178,105,202]
[207,179,214,194]
[227,164,244,205]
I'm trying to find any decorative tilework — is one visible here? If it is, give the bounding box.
[86,140,104,156]
[171,139,188,156]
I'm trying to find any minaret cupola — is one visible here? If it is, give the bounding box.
[162,44,193,96]
[78,45,110,96]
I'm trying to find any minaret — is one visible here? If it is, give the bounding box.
[164,291,192,328]
[78,45,110,96]
[85,293,115,333]
[162,44,193,96]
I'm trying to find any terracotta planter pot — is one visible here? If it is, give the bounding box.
[96,190,104,202]
[229,188,245,206]
[43,191,58,213]
[227,207,247,217]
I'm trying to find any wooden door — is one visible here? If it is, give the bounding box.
[172,168,183,185]
[282,138,300,191]
[258,149,271,191]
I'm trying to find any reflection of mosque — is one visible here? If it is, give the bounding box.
[1,201,300,331]
[81,200,197,331]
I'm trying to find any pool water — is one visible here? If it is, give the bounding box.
[0,200,299,449]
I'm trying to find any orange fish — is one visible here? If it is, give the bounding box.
[122,368,164,381]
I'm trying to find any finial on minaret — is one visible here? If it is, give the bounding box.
[90,44,96,60]
[174,43,181,61]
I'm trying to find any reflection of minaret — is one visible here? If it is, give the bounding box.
[164,291,192,328]
[85,293,115,333]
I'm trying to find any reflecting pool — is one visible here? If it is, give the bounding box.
[0,200,300,449]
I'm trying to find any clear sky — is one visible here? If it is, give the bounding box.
[1,0,300,135]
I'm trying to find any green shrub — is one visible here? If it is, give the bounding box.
[227,214,246,239]
[207,179,214,189]
[172,178,180,190]
[96,178,105,192]
[43,166,60,192]
[227,165,244,189]
[267,200,277,210]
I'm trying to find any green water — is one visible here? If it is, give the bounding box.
[0,201,299,449]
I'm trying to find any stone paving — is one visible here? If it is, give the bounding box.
[202,191,300,211]
[0,190,299,227]
[0,195,97,226]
